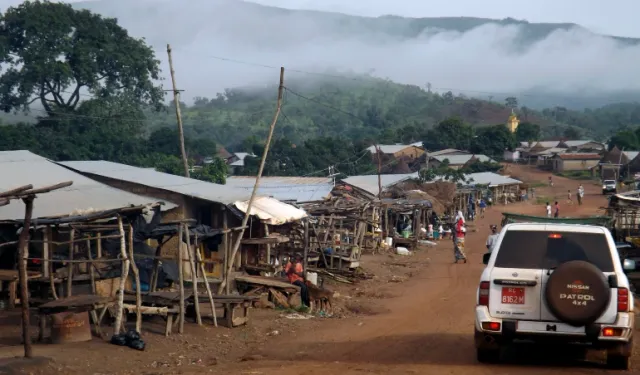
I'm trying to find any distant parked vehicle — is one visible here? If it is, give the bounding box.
[603,180,617,195]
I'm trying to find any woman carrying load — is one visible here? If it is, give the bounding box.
[453,211,467,263]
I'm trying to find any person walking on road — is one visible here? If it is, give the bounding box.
[546,202,552,217]
[479,198,487,218]
[567,190,572,205]
[577,185,584,205]
[554,201,560,218]
[486,225,499,253]
[453,211,467,264]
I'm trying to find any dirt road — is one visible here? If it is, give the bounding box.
[219,169,634,374]
[1,167,630,374]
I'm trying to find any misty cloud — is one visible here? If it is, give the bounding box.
[33,0,640,104]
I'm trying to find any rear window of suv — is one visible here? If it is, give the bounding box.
[494,230,614,272]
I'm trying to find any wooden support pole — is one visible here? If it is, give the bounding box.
[66,229,75,297]
[113,216,130,335]
[177,224,185,334]
[46,226,58,300]
[222,209,229,295]
[167,44,190,178]
[96,233,102,258]
[194,233,217,327]
[150,242,163,293]
[264,223,271,264]
[87,238,96,295]
[42,227,49,278]
[184,224,202,326]
[303,219,309,279]
[128,227,142,333]
[18,197,34,358]
[218,67,285,295]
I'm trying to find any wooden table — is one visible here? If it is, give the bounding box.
[191,294,259,328]
[123,290,193,336]
[0,269,41,308]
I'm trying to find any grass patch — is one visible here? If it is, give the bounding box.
[555,170,596,181]
[530,182,548,188]
[535,196,552,205]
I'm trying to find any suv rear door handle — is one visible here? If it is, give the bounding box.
[493,279,538,286]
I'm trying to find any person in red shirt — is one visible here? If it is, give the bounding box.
[284,253,310,308]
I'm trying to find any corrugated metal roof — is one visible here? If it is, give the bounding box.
[428,148,468,156]
[533,141,561,148]
[563,140,593,147]
[555,153,601,160]
[229,152,255,167]
[535,147,567,156]
[464,172,522,187]
[59,160,251,205]
[0,151,173,220]
[342,173,418,195]
[367,144,419,154]
[226,176,333,202]
[624,151,640,161]
[432,154,495,164]
[233,196,307,225]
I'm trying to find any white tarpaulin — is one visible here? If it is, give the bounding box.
[233,196,308,225]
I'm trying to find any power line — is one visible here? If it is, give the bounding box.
[284,87,362,119]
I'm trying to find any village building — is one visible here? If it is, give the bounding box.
[599,147,640,180]
[367,144,425,161]
[226,152,256,175]
[427,154,496,170]
[551,153,601,173]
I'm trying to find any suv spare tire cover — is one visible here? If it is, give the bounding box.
[544,260,611,327]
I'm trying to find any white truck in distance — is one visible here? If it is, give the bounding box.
[475,223,635,370]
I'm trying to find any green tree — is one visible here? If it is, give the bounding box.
[423,117,475,151]
[505,97,518,109]
[515,122,541,142]
[472,124,517,157]
[192,158,228,184]
[608,129,639,151]
[0,1,164,116]
[563,127,582,139]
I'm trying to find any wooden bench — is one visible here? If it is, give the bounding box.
[211,295,258,327]
[123,290,192,336]
[0,270,41,308]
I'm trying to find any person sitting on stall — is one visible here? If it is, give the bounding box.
[284,253,310,308]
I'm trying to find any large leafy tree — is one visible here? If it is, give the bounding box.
[423,117,475,151]
[515,122,541,142]
[471,124,517,158]
[0,1,164,116]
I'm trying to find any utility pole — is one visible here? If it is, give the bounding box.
[375,145,382,198]
[167,44,190,178]
[218,67,285,294]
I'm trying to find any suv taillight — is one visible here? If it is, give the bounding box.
[479,281,490,306]
[617,288,629,312]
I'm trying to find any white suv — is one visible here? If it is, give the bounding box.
[475,223,636,369]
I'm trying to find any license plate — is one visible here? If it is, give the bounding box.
[501,287,525,304]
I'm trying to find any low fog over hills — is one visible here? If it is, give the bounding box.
[66,0,640,108]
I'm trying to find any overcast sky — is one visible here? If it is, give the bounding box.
[1,0,638,106]
[248,0,640,37]
[0,0,634,37]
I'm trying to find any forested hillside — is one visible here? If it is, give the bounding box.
[2,2,640,180]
